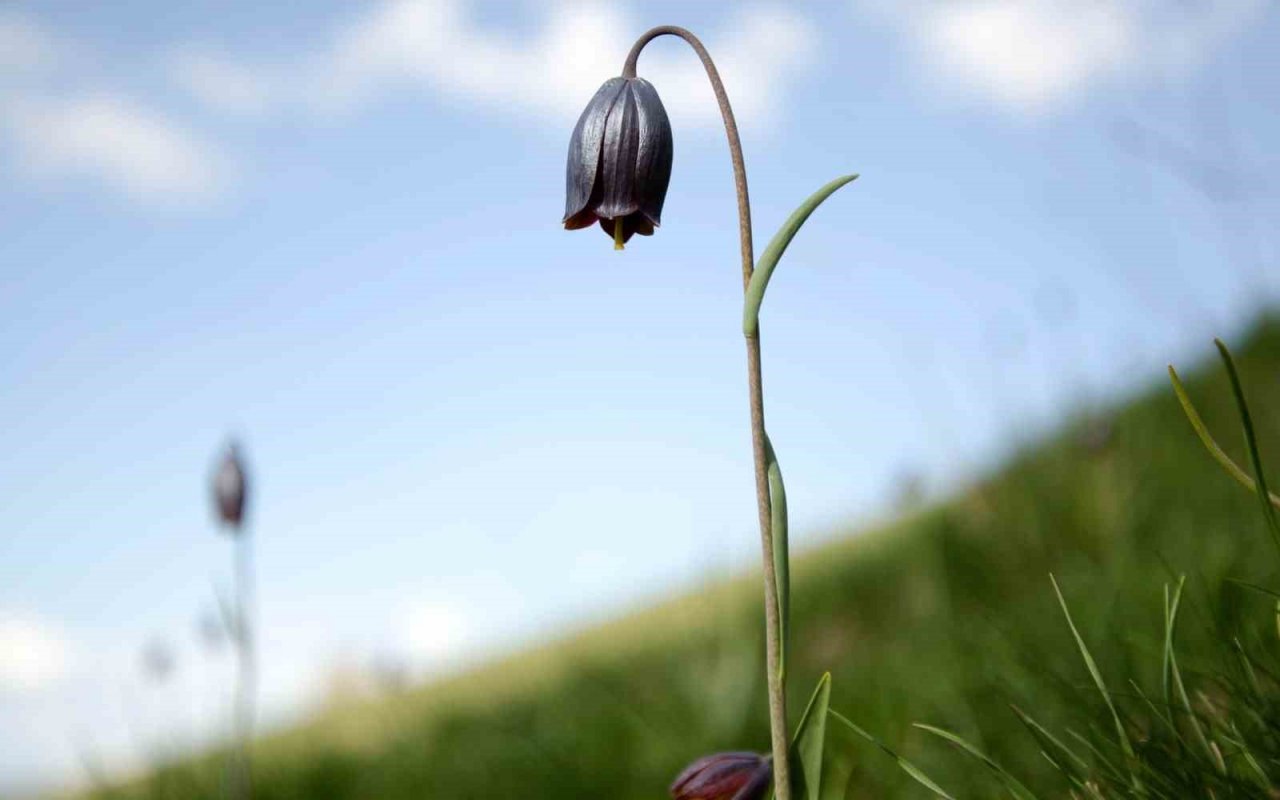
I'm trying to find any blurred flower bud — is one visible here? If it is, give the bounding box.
[563,76,673,249]
[212,441,248,531]
[670,752,771,800]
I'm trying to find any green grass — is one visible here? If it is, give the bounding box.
[89,315,1280,799]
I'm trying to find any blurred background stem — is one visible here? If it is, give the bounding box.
[233,533,255,800]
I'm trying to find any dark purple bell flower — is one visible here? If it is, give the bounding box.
[563,76,673,249]
[212,441,248,531]
[670,752,772,800]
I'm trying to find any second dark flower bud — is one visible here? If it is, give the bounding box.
[670,751,772,800]
[212,441,248,531]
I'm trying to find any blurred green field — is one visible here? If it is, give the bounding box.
[95,317,1280,799]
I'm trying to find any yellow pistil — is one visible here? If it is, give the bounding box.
[613,217,625,250]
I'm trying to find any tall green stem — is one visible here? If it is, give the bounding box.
[623,27,791,799]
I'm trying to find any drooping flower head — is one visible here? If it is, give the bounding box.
[212,441,248,531]
[670,752,772,800]
[563,76,673,250]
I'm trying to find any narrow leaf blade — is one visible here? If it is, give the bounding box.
[913,723,1038,800]
[827,710,956,799]
[1215,338,1280,553]
[1049,575,1137,783]
[788,673,831,800]
[743,174,858,337]
[1167,363,1280,509]
[764,432,789,679]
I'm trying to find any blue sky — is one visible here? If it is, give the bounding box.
[2,0,1278,792]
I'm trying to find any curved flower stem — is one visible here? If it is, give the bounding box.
[624,27,791,800]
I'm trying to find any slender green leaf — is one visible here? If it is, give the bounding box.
[1164,577,1222,772]
[1064,728,1127,787]
[827,709,956,799]
[1215,338,1280,554]
[1049,574,1138,787]
[743,174,858,337]
[764,432,789,681]
[1231,582,1280,643]
[913,723,1037,800]
[787,673,831,800]
[1226,577,1280,600]
[1161,579,1183,729]
[1009,704,1089,779]
[1226,720,1271,788]
[1168,363,1280,509]
[817,714,859,800]
[1232,637,1263,699]
[1128,680,1182,744]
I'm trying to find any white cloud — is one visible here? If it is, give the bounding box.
[0,614,70,692]
[919,1,1131,112]
[4,93,228,203]
[641,5,819,125]
[0,12,57,73]
[0,12,230,204]
[5,2,816,206]
[174,1,819,129]
[171,49,274,116]
[860,0,1266,115]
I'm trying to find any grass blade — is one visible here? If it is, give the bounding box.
[1167,364,1279,504]
[1232,637,1263,700]
[1049,574,1138,788]
[913,723,1038,800]
[1009,705,1089,779]
[1226,577,1280,600]
[1225,720,1270,788]
[1169,363,1280,513]
[827,709,956,799]
[1161,579,1183,730]
[1128,679,1182,744]
[1164,577,1223,773]
[1065,728,1127,787]
[1214,338,1280,555]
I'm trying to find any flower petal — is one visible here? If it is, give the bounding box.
[563,207,600,230]
[595,213,652,244]
[595,80,641,221]
[671,752,769,800]
[731,762,771,800]
[564,77,626,224]
[630,77,673,228]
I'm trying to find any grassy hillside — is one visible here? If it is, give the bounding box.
[96,317,1280,798]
